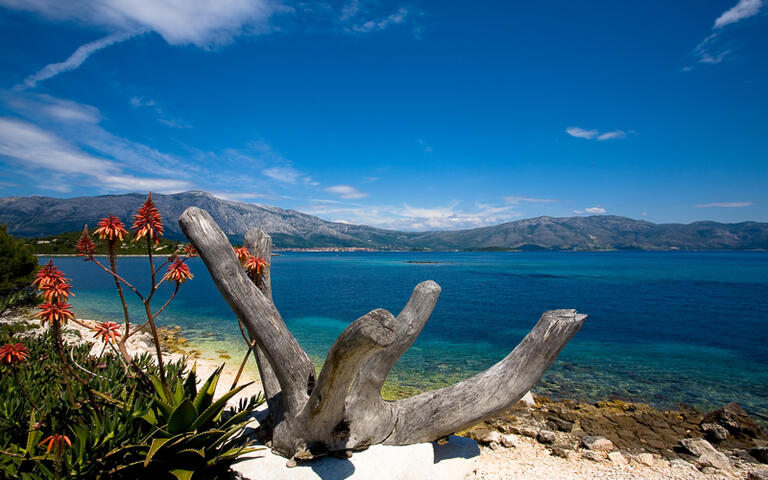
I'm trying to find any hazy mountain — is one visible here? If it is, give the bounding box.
[1,191,766,251]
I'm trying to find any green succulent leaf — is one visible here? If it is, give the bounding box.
[191,382,252,431]
[144,437,172,467]
[192,365,223,412]
[169,468,195,480]
[167,399,198,435]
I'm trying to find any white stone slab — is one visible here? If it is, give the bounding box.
[232,435,480,480]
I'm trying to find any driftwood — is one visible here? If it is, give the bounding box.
[179,207,586,461]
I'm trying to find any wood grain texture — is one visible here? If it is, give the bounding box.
[178,207,586,460]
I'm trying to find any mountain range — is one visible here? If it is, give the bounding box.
[1,191,766,251]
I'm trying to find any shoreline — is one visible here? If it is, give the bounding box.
[4,308,768,478]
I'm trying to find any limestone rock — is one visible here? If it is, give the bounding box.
[702,403,766,440]
[581,435,615,452]
[546,417,574,432]
[608,451,628,465]
[635,453,655,466]
[536,430,556,444]
[582,451,606,462]
[747,470,768,480]
[679,438,731,471]
[500,434,518,448]
[701,422,728,442]
[549,446,570,459]
[520,391,536,407]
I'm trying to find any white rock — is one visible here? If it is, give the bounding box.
[520,391,536,407]
[635,453,655,466]
[233,435,480,480]
[581,451,606,462]
[581,436,614,452]
[608,451,628,465]
[536,430,556,444]
[679,438,732,471]
[501,434,518,448]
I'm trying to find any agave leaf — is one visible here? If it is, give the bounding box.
[191,383,252,431]
[183,362,198,398]
[219,408,256,430]
[25,411,41,455]
[144,437,172,467]
[192,365,223,412]
[151,375,169,403]
[177,447,206,458]
[167,399,198,435]
[169,468,195,480]
[207,446,262,466]
[182,429,227,449]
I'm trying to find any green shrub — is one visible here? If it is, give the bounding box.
[0,224,38,304]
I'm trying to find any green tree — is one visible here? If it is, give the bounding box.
[0,224,38,298]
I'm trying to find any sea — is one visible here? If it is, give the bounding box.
[43,251,768,418]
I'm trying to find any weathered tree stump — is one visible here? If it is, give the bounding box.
[179,207,586,461]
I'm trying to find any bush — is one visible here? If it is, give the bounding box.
[0,224,38,304]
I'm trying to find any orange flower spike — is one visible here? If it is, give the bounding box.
[163,258,193,284]
[38,434,71,455]
[41,281,73,302]
[244,256,269,275]
[35,301,75,327]
[131,192,164,245]
[93,215,128,241]
[0,343,29,366]
[76,225,96,257]
[233,246,250,263]
[183,244,197,257]
[92,321,122,343]
[32,260,67,290]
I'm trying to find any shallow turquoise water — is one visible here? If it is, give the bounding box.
[46,251,768,417]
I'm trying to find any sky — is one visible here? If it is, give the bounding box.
[0,0,766,230]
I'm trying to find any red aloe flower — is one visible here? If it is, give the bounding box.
[41,281,73,303]
[233,246,250,263]
[32,260,67,290]
[92,321,122,343]
[93,215,128,241]
[38,434,71,456]
[183,244,197,257]
[131,192,164,245]
[244,256,268,275]
[76,225,96,257]
[163,258,193,284]
[0,343,29,366]
[35,301,75,326]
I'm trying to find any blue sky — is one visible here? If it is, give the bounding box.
[0,1,766,230]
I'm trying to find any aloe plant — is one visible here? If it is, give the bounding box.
[108,365,264,480]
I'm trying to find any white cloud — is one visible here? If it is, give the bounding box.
[714,0,763,28]
[324,185,368,199]
[0,0,276,48]
[129,96,190,128]
[300,199,522,230]
[264,166,302,184]
[567,126,630,141]
[685,0,763,70]
[344,6,416,34]
[695,201,754,208]
[565,126,598,139]
[573,206,607,214]
[597,130,627,141]
[0,116,191,193]
[18,31,139,89]
[504,196,555,204]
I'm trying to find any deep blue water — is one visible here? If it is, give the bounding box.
[45,252,768,416]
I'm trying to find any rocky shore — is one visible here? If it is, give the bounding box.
[4,307,768,479]
[465,395,768,479]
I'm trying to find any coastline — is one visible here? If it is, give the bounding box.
[3,308,767,479]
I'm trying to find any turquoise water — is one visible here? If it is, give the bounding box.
[46,252,768,417]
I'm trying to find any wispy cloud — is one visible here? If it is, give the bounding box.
[0,116,191,193]
[696,201,754,208]
[504,196,556,204]
[417,138,434,153]
[130,96,191,128]
[566,127,630,141]
[573,206,607,214]
[17,31,139,90]
[714,0,763,28]
[263,165,317,185]
[685,0,764,70]
[565,126,598,140]
[300,199,522,230]
[324,185,368,199]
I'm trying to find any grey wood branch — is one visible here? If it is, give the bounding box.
[178,207,586,461]
[179,207,314,413]
[243,229,283,421]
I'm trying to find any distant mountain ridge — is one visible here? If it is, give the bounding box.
[1,191,766,251]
